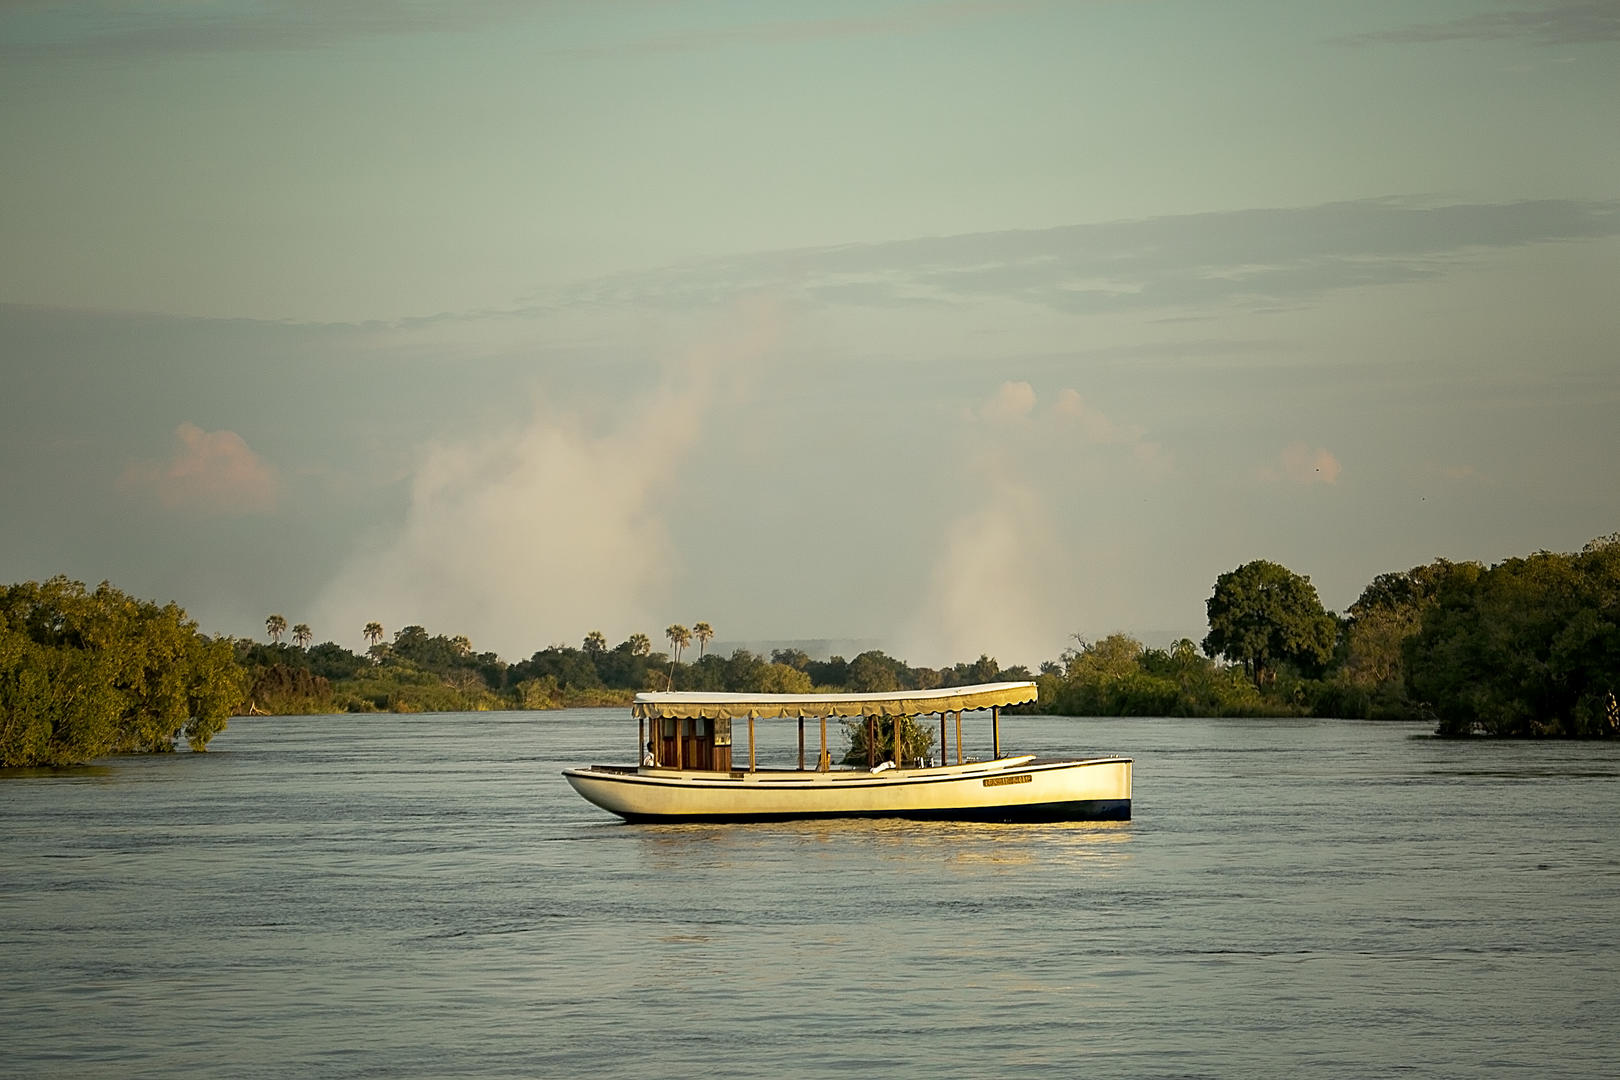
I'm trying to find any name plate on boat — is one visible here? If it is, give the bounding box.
[983,773,1032,787]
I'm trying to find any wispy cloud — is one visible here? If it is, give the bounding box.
[119,422,280,514]
[1052,388,1173,473]
[978,380,1038,423]
[565,1,1043,58]
[0,0,1043,61]
[899,453,1066,669]
[1259,442,1342,486]
[310,297,784,656]
[1335,2,1620,47]
[546,198,1620,317]
[972,382,1172,470]
[0,0,540,60]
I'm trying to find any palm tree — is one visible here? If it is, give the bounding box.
[627,633,651,657]
[583,630,607,654]
[665,624,691,689]
[363,622,384,648]
[266,614,287,643]
[450,634,471,656]
[292,623,312,649]
[692,621,714,659]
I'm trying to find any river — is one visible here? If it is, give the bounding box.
[3,711,1617,1078]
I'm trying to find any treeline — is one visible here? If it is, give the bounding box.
[236,624,1031,716]
[1,577,243,766]
[7,531,1615,766]
[1042,534,1620,738]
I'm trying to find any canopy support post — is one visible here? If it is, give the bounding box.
[798,716,805,771]
[992,706,1000,759]
[819,716,828,772]
[748,714,756,772]
[675,716,684,770]
[866,716,875,769]
[955,710,962,765]
[939,713,946,767]
[639,717,646,767]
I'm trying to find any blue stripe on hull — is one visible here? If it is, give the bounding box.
[614,799,1130,825]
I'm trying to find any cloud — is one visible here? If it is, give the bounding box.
[0,0,543,60]
[1052,388,1126,443]
[898,455,1066,669]
[119,422,280,514]
[979,380,1037,422]
[1262,442,1342,486]
[0,0,1044,61]
[970,383,1173,475]
[905,381,1179,665]
[310,299,783,657]
[566,1,1043,58]
[1051,388,1173,473]
[546,198,1620,318]
[1335,3,1620,47]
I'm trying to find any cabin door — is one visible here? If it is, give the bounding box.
[658,718,679,768]
[683,717,716,771]
[712,717,732,772]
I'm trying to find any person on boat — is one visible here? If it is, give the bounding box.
[642,741,655,767]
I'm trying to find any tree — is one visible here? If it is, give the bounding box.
[772,648,811,671]
[2,577,246,766]
[265,614,287,643]
[846,650,902,692]
[292,623,312,649]
[626,633,651,657]
[1405,545,1620,737]
[805,655,848,687]
[1203,560,1337,689]
[664,624,691,688]
[1331,560,1479,718]
[693,621,714,659]
[363,622,384,648]
[665,624,691,662]
[842,714,934,766]
[583,630,607,654]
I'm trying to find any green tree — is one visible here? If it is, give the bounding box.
[805,655,848,687]
[363,622,384,648]
[772,648,811,671]
[664,624,691,688]
[292,623,312,649]
[1323,560,1481,720]
[758,662,813,694]
[693,621,714,659]
[1203,560,1337,689]
[1,577,245,765]
[626,633,651,657]
[1405,544,1620,737]
[265,613,287,643]
[583,630,607,654]
[842,714,934,766]
[846,650,902,692]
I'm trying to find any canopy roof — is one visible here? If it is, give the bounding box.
[631,681,1037,721]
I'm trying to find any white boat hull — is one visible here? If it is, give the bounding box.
[562,755,1131,823]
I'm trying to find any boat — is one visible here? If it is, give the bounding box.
[562,681,1131,823]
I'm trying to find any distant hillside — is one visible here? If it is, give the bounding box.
[707,638,884,662]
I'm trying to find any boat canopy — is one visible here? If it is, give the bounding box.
[631,681,1037,721]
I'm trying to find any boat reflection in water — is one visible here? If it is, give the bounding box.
[563,682,1132,823]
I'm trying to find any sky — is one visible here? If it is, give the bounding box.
[2,0,1617,668]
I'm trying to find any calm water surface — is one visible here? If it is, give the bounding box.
[3,711,1618,1078]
